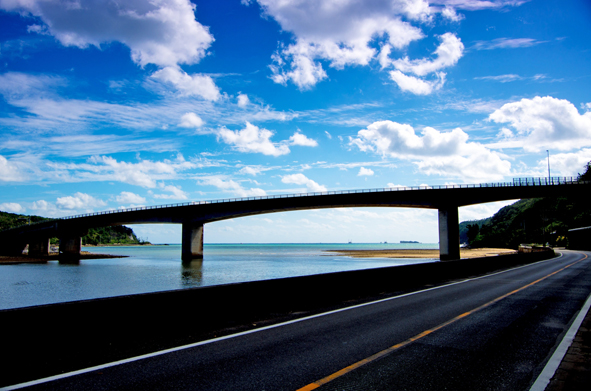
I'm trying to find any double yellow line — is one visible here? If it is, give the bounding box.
[298,254,589,391]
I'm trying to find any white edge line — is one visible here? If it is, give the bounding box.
[1,253,568,390]
[529,286,591,391]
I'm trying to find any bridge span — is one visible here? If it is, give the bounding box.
[1,178,588,261]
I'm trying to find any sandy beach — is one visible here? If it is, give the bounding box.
[325,248,517,259]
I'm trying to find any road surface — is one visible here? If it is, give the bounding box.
[7,250,591,391]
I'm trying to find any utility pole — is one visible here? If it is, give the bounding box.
[547,150,551,183]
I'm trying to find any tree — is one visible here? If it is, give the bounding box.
[466,224,480,247]
[578,160,591,182]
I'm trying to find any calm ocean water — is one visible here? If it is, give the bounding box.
[0,243,438,310]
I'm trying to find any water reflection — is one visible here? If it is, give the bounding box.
[181,259,203,286]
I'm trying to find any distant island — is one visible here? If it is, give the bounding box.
[400,240,419,244]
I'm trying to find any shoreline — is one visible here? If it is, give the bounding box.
[325,248,517,259]
[83,243,152,247]
[0,252,128,265]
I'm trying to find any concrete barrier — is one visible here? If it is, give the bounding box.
[0,250,555,387]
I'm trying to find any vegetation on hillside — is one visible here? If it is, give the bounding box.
[460,161,591,249]
[0,210,146,245]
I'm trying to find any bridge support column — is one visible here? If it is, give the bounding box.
[438,206,460,261]
[59,235,82,262]
[182,223,204,261]
[1,240,27,256]
[29,238,50,257]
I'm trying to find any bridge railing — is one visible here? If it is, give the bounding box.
[3,177,584,230]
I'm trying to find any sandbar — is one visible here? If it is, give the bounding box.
[325,248,517,259]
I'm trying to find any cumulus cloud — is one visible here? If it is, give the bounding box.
[56,192,106,210]
[358,167,374,176]
[253,0,428,89]
[178,112,205,128]
[488,96,591,152]
[441,6,464,21]
[1,0,213,68]
[387,32,463,95]
[0,202,24,213]
[30,193,107,217]
[151,67,221,101]
[216,122,290,156]
[200,176,266,197]
[281,173,327,192]
[350,120,511,181]
[115,191,146,205]
[153,183,189,200]
[1,1,222,99]
[215,123,318,156]
[535,149,591,177]
[389,71,445,95]
[392,33,464,76]
[239,166,265,176]
[237,93,250,107]
[289,132,318,147]
[0,155,26,181]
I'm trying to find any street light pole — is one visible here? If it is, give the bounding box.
[547,150,551,183]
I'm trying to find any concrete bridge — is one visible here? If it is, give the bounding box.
[1,178,588,261]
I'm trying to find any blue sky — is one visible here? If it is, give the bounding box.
[1,0,590,244]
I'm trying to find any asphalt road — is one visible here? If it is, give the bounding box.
[9,250,591,391]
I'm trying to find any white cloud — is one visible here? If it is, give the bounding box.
[200,176,266,197]
[255,0,428,89]
[56,192,106,210]
[281,173,327,192]
[216,122,290,156]
[459,200,517,222]
[441,6,464,21]
[358,167,374,176]
[433,1,530,11]
[151,67,221,101]
[1,0,214,68]
[386,32,462,95]
[472,37,544,50]
[0,155,26,181]
[392,33,464,77]
[237,93,250,107]
[389,71,445,95]
[488,96,591,152]
[178,112,205,128]
[115,191,147,205]
[475,74,522,83]
[350,120,511,181]
[82,155,195,188]
[0,202,24,213]
[536,149,591,178]
[153,184,189,200]
[289,132,318,147]
[239,166,265,176]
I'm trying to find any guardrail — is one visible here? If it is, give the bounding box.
[2,177,585,232]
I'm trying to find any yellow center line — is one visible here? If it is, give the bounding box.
[297,254,589,391]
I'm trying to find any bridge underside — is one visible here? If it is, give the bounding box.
[6,181,587,262]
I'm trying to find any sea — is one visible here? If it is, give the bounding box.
[0,243,438,310]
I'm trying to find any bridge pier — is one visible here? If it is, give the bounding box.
[29,238,50,257]
[182,222,204,261]
[59,235,82,262]
[438,206,460,261]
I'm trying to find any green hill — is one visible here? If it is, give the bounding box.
[460,162,591,249]
[0,210,145,246]
[459,195,591,249]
